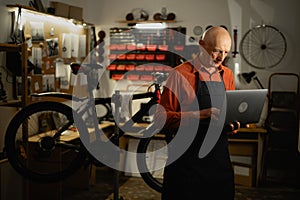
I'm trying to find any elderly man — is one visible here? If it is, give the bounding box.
[156,26,239,200]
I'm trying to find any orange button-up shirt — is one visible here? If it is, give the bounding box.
[155,58,235,130]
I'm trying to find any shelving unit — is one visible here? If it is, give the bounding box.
[6,4,86,25]
[116,20,177,24]
[107,27,186,80]
[4,5,95,105]
[0,43,28,107]
[0,6,95,200]
[229,127,267,187]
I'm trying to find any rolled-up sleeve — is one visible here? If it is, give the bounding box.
[154,68,198,130]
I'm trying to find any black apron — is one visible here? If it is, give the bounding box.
[162,73,235,200]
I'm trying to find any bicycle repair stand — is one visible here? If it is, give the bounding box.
[111,90,124,200]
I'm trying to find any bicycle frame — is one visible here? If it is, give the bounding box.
[5,62,167,190]
[30,62,165,144]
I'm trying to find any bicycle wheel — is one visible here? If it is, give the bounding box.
[5,101,87,182]
[240,24,287,69]
[137,133,167,193]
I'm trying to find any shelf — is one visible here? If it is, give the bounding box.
[117,20,177,24]
[228,139,259,143]
[7,4,87,25]
[0,42,27,107]
[4,5,94,105]
[108,26,186,81]
[7,4,37,11]
[0,43,22,52]
[0,100,22,107]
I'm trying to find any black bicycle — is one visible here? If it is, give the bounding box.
[4,62,168,193]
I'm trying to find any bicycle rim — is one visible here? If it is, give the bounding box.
[137,135,167,193]
[5,101,87,182]
[240,24,287,69]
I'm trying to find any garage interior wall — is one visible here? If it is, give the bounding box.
[0,0,299,198]
[0,0,299,170]
[1,0,299,143]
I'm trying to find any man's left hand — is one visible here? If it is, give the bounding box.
[226,121,240,135]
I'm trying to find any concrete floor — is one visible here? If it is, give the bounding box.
[61,166,300,200]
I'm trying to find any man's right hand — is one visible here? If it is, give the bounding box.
[192,107,220,120]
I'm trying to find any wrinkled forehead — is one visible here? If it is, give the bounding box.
[209,35,232,50]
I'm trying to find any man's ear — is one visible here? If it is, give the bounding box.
[199,39,204,46]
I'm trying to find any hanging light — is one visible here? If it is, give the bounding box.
[134,22,167,29]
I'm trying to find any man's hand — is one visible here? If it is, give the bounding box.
[191,109,240,134]
[226,121,240,135]
[192,107,220,120]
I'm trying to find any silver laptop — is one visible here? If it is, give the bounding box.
[224,89,268,124]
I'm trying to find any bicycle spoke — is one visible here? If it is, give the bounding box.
[5,101,87,182]
[240,25,287,69]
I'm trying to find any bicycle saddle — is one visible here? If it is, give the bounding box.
[70,62,103,75]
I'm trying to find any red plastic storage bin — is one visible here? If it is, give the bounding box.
[154,65,164,71]
[117,54,126,60]
[107,64,117,70]
[136,54,145,60]
[108,44,118,50]
[136,44,146,51]
[112,74,124,80]
[126,54,136,60]
[147,44,157,51]
[145,54,155,61]
[127,44,137,51]
[126,64,135,71]
[156,54,166,61]
[163,66,172,71]
[116,64,126,70]
[135,65,145,71]
[116,44,126,50]
[158,45,168,51]
[144,65,154,71]
[140,75,153,81]
[126,74,140,81]
[108,54,117,60]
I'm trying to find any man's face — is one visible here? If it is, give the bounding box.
[200,36,231,68]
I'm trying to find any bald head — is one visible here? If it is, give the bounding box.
[202,26,231,39]
[201,26,231,50]
[199,26,232,67]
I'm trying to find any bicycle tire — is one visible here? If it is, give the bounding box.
[5,101,87,182]
[240,24,287,69]
[137,134,167,193]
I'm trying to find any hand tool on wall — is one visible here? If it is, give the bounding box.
[232,28,238,58]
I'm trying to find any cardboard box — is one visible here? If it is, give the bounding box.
[69,5,83,20]
[51,1,70,18]
[233,163,255,187]
[124,138,167,179]
[229,142,257,156]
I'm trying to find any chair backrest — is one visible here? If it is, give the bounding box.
[267,72,299,113]
[266,73,300,149]
[270,91,298,109]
